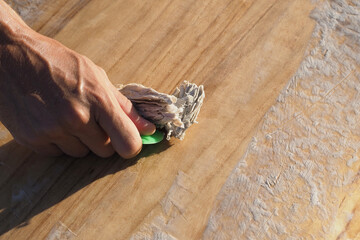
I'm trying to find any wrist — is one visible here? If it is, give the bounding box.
[0,1,34,44]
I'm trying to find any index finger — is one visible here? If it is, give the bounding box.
[96,95,142,159]
[114,87,156,136]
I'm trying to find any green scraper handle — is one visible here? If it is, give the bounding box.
[141,130,164,144]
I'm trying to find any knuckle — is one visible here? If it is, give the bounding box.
[96,88,116,106]
[60,101,90,131]
[89,137,115,158]
[120,137,142,159]
[94,94,111,108]
[122,97,133,112]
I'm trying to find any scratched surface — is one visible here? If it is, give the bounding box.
[0,0,316,239]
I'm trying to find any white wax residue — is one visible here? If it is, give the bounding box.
[203,0,360,239]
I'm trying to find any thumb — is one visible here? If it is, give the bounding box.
[114,88,156,136]
[97,96,142,159]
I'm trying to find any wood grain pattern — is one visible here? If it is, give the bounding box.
[203,1,360,239]
[0,0,317,239]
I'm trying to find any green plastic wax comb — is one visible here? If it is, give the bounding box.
[141,130,164,144]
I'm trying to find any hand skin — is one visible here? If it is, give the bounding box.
[0,1,155,158]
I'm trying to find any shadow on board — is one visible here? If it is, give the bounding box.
[0,139,171,236]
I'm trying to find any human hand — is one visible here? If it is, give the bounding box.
[0,7,155,158]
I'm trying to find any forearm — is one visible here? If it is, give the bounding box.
[0,1,41,114]
[0,1,57,96]
[0,1,32,39]
[0,0,38,74]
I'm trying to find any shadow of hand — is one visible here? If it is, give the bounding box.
[0,140,171,237]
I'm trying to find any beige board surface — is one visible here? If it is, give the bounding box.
[204,1,360,239]
[0,0,343,239]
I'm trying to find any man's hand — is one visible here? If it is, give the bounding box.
[0,1,155,158]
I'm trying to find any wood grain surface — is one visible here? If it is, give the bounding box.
[0,0,321,239]
[203,1,360,239]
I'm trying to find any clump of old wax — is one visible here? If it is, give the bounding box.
[118,81,205,140]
